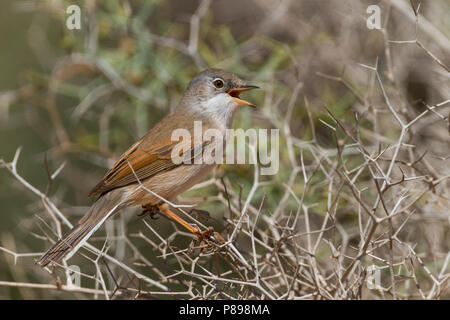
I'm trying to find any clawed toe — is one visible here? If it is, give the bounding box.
[195,226,226,245]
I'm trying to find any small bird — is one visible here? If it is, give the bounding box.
[38,68,258,266]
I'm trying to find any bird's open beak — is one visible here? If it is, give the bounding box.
[227,85,259,108]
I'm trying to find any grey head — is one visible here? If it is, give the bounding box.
[177,69,259,120]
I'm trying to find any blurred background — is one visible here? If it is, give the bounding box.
[0,0,449,299]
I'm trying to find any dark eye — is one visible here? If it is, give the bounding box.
[213,79,224,88]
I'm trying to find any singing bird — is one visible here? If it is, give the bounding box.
[38,69,258,266]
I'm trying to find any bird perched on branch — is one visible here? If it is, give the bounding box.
[38,68,258,267]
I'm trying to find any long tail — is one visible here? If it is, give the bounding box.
[37,190,124,267]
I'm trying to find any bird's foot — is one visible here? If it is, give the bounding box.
[195,226,226,253]
[138,205,160,220]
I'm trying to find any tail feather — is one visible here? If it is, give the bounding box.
[37,190,123,267]
[37,224,89,267]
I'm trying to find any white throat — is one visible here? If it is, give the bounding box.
[192,93,238,129]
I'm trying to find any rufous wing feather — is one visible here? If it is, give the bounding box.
[88,116,212,197]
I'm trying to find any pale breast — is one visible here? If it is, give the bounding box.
[124,163,216,206]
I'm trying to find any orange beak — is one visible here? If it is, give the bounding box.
[227,85,259,108]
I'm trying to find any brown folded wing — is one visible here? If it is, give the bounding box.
[88,114,209,197]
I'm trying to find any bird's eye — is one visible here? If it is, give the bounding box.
[213,79,224,88]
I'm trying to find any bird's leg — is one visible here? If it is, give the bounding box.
[145,204,223,244]
[157,203,204,240]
